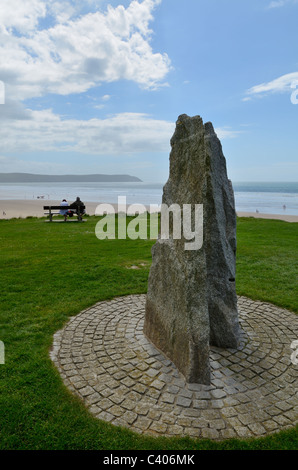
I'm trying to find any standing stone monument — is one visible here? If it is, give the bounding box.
[144,114,240,385]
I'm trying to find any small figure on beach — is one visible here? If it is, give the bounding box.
[283,204,286,211]
[256,209,259,214]
[60,199,69,222]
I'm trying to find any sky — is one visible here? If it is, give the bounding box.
[0,0,298,183]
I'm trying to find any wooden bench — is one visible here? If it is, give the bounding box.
[43,205,86,222]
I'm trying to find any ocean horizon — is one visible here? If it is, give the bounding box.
[0,181,297,216]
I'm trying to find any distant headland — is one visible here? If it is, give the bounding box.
[0,173,142,183]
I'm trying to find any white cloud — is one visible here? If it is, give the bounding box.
[0,155,71,174]
[0,108,240,157]
[267,0,298,8]
[246,72,298,97]
[0,0,171,102]
[0,99,32,120]
[268,0,287,8]
[0,0,47,33]
[0,153,159,178]
[0,110,174,154]
[215,127,243,140]
[0,0,175,171]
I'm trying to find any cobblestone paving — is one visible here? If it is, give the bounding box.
[50,295,298,440]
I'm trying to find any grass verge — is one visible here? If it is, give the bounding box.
[0,215,297,450]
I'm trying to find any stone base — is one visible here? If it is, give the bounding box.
[50,295,298,440]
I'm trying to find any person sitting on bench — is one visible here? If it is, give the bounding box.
[69,197,86,219]
[59,199,69,222]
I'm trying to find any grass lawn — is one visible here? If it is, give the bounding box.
[0,215,297,450]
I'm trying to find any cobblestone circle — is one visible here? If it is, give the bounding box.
[50,295,298,440]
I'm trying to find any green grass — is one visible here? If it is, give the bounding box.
[236,217,298,313]
[0,215,297,450]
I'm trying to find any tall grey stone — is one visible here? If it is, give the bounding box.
[144,114,240,385]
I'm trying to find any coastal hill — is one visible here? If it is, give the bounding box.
[0,173,142,183]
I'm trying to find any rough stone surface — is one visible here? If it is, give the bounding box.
[144,114,240,384]
[50,295,298,440]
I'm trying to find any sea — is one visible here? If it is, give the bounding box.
[0,181,298,216]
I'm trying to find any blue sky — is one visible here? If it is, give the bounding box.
[0,0,297,183]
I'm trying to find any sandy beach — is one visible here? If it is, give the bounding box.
[0,199,101,219]
[236,211,298,223]
[0,199,298,222]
